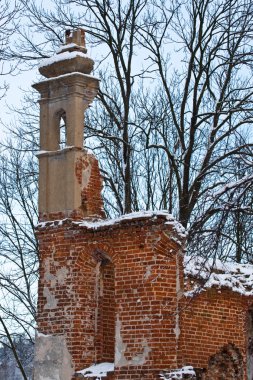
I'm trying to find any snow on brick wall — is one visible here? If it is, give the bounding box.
[160,366,196,379]
[184,255,253,296]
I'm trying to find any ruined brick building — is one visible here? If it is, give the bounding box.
[33,29,253,380]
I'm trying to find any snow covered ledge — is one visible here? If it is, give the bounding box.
[75,362,114,379]
[160,366,197,379]
[36,210,187,243]
[184,255,253,296]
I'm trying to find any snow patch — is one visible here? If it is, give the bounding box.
[56,43,80,53]
[36,211,187,246]
[165,220,187,239]
[85,148,95,156]
[37,218,69,229]
[160,366,196,379]
[36,147,92,157]
[77,362,114,379]
[38,51,90,68]
[212,174,253,198]
[36,150,49,156]
[34,71,100,84]
[76,210,187,237]
[184,255,253,296]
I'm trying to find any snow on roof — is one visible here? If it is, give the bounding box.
[75,210,187,239]
[36,146,88,157]
[184,255,253,296]
[38,50,90,68]
[36,210,187,242]
[56,43,80,53]
[160,366,196,379]
[76,362,114,379]
[34,71,100,83]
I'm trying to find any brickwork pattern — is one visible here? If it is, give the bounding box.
[36,216,184,379]
[75,153,105,219]
[36,213,253,379]
[179,289,251,379]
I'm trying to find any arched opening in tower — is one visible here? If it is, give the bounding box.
[59,113,67,149]
[53,109,67,150]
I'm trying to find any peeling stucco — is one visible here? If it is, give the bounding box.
[43,258,70,310]
[144,265,152,280]
[115,315,151,367]
[43,287,58,309]
[82,161,91,187]
[56,266,68,285]
[33,333,74,380]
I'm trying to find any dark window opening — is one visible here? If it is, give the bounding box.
[94,251,115,364]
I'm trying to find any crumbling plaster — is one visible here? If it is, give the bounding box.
[34,334,74,380]
[115,315,151,367]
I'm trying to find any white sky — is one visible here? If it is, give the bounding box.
[1,71,36,137]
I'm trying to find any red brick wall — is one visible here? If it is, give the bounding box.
[36,215,184,379]
[75,152,105,219]
[36,213,253,380]
[179,289,251,378]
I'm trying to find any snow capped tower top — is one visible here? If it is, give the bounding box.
[38,28,94,78]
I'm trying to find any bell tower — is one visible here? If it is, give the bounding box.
[33,30,187,380]
[33,29,104,221]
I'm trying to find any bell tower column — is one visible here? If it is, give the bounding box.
[33,29,104,221]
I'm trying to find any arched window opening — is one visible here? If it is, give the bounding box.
[247,308,253,380]
[53,110,67,150]
[94,251,115,364]
[59,113,67,149]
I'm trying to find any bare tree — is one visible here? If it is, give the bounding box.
[0,335,33,380]
[0,93,39,378]
[0,0,21,99]
[135,0,253,258]
[7,0,253,261]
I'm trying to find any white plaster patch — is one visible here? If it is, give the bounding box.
[130,339,151,366]
[56,267,68,285]
[43,287,58,309]
[82,161,92,187]
[65,283,75,297]
[144,265,152,280]
[115,315,128,366]
[174,313,180,340]
[43,258,71,311]
[115,314,151,367]
[34,334,74,380]
[44,258,55,284]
